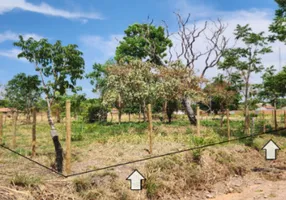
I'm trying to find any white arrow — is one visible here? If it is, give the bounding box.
[126,169,145,190]
[262,139,280,160]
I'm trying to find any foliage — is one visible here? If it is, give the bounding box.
[102,60,157,110]
[87,59,116,96]
[259,66,286,106]
[81,98,108,123]
[5,73,41,119]
[115,23,172,65]
[204,74,240,114]
[269,0,286,43]
[156,61,206,103]
[14,36,85,104]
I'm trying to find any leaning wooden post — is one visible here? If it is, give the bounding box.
[196,105,200,136]
[227,109,230,141]
[31,107,37,157]
[12,112,17,148]
[147,104,153,154]
[65,100,71,175]
[0,113,3,144]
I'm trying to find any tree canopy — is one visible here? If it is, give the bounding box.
[5,73,41,120]
[115,23,172,65]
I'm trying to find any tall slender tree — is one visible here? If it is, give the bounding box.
[219,24,272,134]
[14,36,85,172]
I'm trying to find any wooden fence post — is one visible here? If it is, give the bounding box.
[272,110,274,129]
[263,110,266,133]
[0,114,3,144]
[32,107,36,157]
[147,104,153,154]
[274,107,277,130]
[65,100,71,175]
[284,110,286,128]
[227,109,230,141]
[196,105,200,136]
[12,112,17,148]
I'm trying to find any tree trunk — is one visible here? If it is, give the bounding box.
[26,109,31,123]
[56,108,61,123]
[142,101,147,122]
[220,114,224,127]
[139,105,141,122]
[118,109,122,124]
[274,98,277,130]
[182,96,197,125]
[46,98,63,173]
[162,101,167,122]
[244,105,250,135]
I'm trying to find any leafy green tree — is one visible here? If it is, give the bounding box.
[14,36,85,172]
[219,24,272,134]
[115,23,172,65]
[5,73,41,122]
[87,59,116,96]
[269,0,286,43]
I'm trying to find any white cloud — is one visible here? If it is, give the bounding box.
[80,34,124,63]
[0,0,102,21]
[0,31,43,43]
[0,48,24,60]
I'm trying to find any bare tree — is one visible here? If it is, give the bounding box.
[170,13,229,125]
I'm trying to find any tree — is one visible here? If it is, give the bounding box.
[259,66,286,127]
[219,24,272,134]
[164,13,228,125]
[102,60,157,123]
[204,75,240,127]
[5,73,41,122]
[115,23,172,65]
[14,36,85,172]
[269,0,286,43]
[156,61,205,123]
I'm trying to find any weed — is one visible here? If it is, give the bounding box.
[145,175,160,200]
[10,173,41,187]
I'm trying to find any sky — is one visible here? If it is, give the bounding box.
[0,0,285,98]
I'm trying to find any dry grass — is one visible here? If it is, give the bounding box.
[0,113,286,199]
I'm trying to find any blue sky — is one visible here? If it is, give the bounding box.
[0,0,284,98]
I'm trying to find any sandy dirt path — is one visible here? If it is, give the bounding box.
[212,179,286,200]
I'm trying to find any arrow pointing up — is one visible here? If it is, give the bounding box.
[126,169,145,190]
[262,139,280,160]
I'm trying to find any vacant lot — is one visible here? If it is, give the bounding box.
[0,113,286,199]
